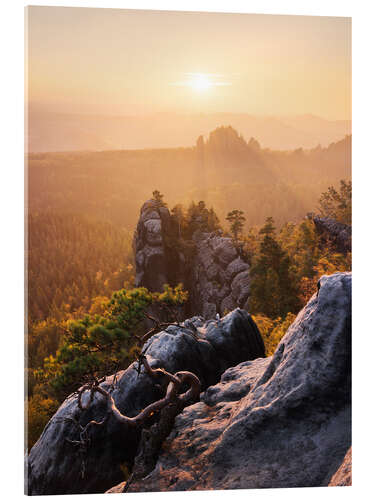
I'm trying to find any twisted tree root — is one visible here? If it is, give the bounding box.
[76,356,200,428]
[123,357,201,493]
[67,354,201,486]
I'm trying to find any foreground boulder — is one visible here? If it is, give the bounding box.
[127,272,351,492]
[26,309,265,495]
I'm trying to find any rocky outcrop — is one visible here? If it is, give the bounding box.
[190,232,250,317]
[127,272,351,492]
[133,199,172,292]
[133,199,251,319]
[26,309,265,495]
[328,447,352,486]
[313,216,352,254]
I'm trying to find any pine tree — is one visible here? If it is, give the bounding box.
[226,209,246,240]
[152,190,167,207]
[40,285,188,399]
[249,217,300,318]
[171,204,185,238]
[319,179,351,224]
[185,201,221,237]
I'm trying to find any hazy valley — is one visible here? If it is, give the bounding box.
[28,125,351,232]
[28,110,351,152]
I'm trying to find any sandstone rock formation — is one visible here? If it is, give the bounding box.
[133,199,251,319]
[190,232,250,317]
[133,199,172,292]
[313,216,352,254]
[26,309,265,495]
[126,272,352,492]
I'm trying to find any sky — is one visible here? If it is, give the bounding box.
[26,6,351,120]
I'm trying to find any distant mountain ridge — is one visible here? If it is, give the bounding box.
[28,127,351,230]
[27,110,351,153]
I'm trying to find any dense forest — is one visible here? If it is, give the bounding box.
[26,128,351,451]
[28,127,351,230]
[28,213,134,322]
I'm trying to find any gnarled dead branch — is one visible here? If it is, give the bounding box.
[64,351,201,488]
[76,354,200,428]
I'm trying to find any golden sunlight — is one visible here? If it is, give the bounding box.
[190,73,213,91]
[170,73,232,92]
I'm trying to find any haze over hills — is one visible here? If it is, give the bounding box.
[28,126,351,231]
[27,110,351,153]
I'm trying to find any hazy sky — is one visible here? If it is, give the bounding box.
[27,7,351,120]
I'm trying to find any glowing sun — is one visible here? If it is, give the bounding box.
[190,73,213,91]
[169,73,232,91]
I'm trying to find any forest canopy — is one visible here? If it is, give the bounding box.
[26,129,351,451]
[28,130,351,230]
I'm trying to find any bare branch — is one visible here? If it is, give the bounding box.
[62,311,202,489]
[71,355,200,433]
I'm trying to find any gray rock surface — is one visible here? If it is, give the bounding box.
[190,232,251,318]
[26,309,265,495]
[133,199,170,292]
[313,216,352,254]
[127,272,351,492]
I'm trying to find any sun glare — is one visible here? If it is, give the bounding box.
[190,73,212,91]
[169,73,232,91]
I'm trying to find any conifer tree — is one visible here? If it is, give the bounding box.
[38,285,188,399]
[152,190,167,207]
[185,201,221,237]
[171,204,185,238]
[249,217,300,318]
[319,179,351,224]
[226,209,246,241]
